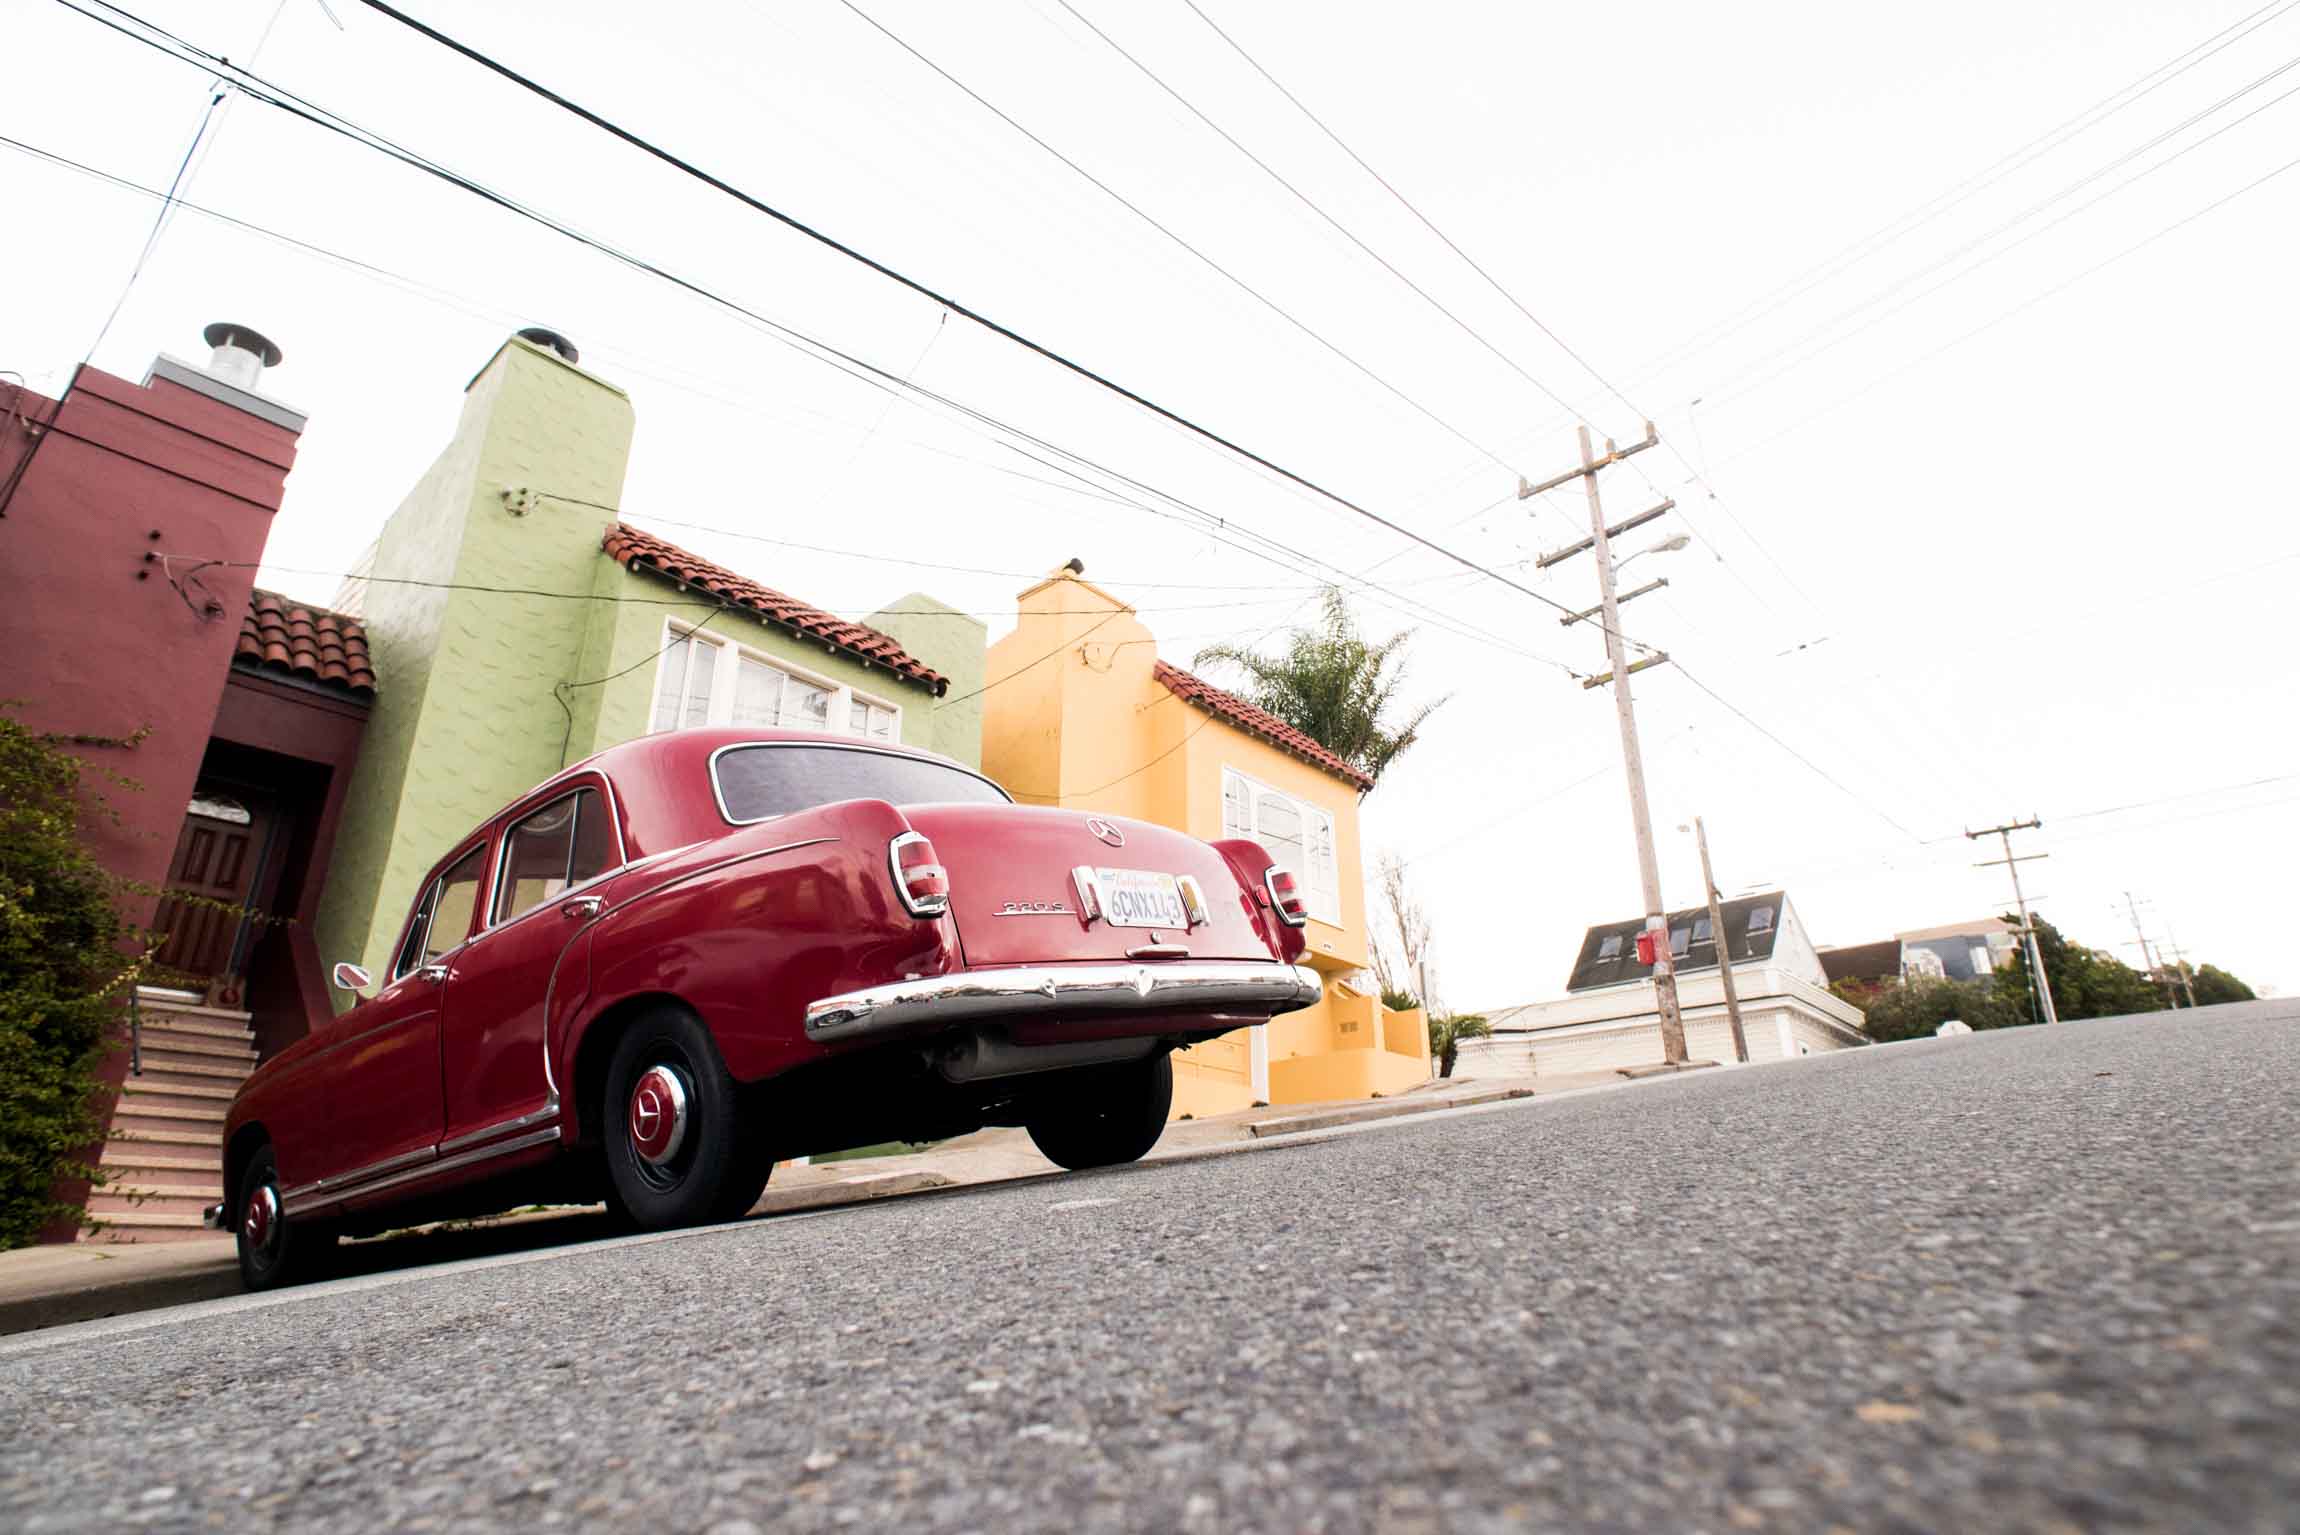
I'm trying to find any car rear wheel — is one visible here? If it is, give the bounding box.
[1025,1053,1174,1171]
[602,1006,772,1229]
[234,1145,337,1291]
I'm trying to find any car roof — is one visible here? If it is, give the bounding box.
[547,728,993,856]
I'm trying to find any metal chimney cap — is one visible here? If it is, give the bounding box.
[202,322,282,368]
[515,326,580,364]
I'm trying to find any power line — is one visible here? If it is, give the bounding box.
[1167,0,1827,665]
[824,0,1542,481]
[183,558,1347,620]
[0,73,222,520]
[55,0,1949,837]
[1176,0,1640,426]
[34,12,1583,675]
[2054,771,2300,825]
[345,0,1575,575]
[1696,46,2300,416]
[1048,0,1594,427]
[58,0,1608,667]
[1673,662,1922,841]
[1627,0,2300,389]
[1704,140,2300,478]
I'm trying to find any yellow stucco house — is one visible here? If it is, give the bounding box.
[982,568,1431,1117]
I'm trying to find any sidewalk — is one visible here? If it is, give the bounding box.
[0,1072,1593,1334]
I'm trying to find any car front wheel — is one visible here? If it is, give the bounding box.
[601,1005,772,1229]
[1025,1052,1173,1171]
[234,1145,337,1291]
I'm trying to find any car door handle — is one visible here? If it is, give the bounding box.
[415,963,449,985]
[561,896,603,920]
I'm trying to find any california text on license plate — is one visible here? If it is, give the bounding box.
[1096,868,1187,929]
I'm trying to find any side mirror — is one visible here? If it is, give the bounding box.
[331,961,374,994]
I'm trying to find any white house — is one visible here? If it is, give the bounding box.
[1458,891,1869,1080]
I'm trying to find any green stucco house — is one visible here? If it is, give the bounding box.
[311,330,984,1000]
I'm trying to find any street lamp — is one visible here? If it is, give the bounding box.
[1615,533,1691,573]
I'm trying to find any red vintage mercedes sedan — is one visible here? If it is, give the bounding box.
[210,728,1318,1288]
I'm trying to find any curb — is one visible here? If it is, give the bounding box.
[0,1257,240,1337]
[1243,1086,1534,1137]
[749,1170,956,1215]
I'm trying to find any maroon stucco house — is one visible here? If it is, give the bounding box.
[0,325,372,1239]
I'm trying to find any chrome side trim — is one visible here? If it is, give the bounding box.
[437,1101,562,1156]
[706,739,1014,827]
[284,1127,562,1218]
[279,1142,437,1209]
[805,961,1323,1044]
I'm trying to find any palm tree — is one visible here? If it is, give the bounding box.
[1193,588,1445,787]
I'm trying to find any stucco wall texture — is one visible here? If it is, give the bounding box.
[312,339,634,987]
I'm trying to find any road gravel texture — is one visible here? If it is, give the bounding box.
[3,1001,2295,1532]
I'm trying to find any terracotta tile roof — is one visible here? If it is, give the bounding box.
[234,590,376,695]
[601,523,947,695]
[1153,661,1375,791]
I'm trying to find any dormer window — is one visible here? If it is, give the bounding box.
[1596,933,1623,960]
[1747,906,1776,935]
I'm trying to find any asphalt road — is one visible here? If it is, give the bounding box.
[4,1001,2295,1533]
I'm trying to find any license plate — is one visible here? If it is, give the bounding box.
[1095,867,1188,929]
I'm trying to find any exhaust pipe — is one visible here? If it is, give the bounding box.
[937,1030,1158,1084]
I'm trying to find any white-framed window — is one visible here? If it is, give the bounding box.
[649,623,902,743]
[1220,766,1341,925]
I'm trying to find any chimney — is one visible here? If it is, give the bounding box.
[202,322,283,391]
[515,326,580,364]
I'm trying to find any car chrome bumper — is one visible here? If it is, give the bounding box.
[805,961,1323,1043]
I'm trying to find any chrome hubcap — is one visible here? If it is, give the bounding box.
[627,1065,690,1168]
[243,1183,279,1252]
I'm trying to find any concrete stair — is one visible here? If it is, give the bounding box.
[84,993,258,1243]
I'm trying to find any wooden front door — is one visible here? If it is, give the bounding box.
[151,791,275,981]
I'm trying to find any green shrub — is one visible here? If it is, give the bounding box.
[0,710,140,1247]
[1837,976,2029,1043]
[2186,964,2255,1006]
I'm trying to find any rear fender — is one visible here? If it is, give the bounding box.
[564,798,957,1093]
[1210,837,1306,965]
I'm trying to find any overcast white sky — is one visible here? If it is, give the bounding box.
[6,0,2294,1003]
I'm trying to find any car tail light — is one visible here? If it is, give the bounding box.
[1264,867,1308,928]
[889,832,949,918]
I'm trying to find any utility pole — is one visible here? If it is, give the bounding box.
[2124,893,2181,1009]
[1968,818,2059,1026]
[1522,422,1686,1065]
[2163,927,2200,1008]
[1692,816,1749,1063]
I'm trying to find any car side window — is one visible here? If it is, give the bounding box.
[393,881,441,980]
[493,788,618,924]
[420,845,489,967]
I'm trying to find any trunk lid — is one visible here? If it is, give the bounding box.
[900,804,1277,968]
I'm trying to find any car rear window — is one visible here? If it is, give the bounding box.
[713,744,1010,823]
